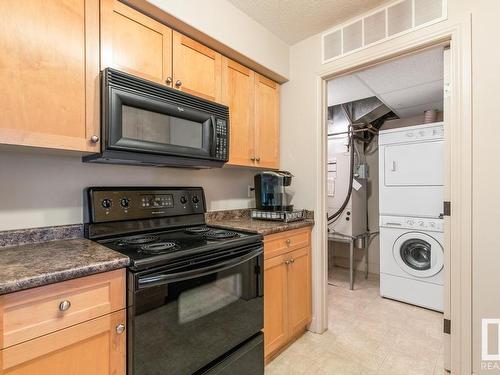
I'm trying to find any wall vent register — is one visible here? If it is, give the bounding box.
[322,0,447,63]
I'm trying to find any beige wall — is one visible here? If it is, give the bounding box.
[281,1,499,372]
[146,0,290,79]
[0,150,255,231]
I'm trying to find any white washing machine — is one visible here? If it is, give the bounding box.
[379,123,444,218]
[379,215,444,311]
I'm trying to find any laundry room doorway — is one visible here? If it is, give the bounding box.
[324,45,453,373]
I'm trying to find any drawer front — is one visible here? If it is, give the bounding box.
[264,227,311,260]
[0,269,125,349]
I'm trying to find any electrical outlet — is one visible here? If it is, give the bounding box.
[247,185,254,198]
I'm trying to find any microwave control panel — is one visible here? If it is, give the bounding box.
[215,119,228,161]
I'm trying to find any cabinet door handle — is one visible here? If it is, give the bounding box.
[284,259,291,265]
[59,300,71,312]
[175,80,182,88]
[165,77,172,85]
[116,324,125,334]
[250,156,256,161]
[285,239,291,246]
[290,258,295,264]
[90,135,99,143]
[256,157,261,162]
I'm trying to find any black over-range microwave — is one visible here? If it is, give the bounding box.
[83,68,229,168]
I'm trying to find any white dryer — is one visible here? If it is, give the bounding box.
[379,123,444,218]
[379,215,443,311]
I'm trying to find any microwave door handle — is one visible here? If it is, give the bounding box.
[210,116,217,156]
[137,246,263,289]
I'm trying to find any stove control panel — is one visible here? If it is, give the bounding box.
[86,187,206,223]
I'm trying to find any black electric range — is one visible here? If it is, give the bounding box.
[84,187,264,375]
[97,225,260,271]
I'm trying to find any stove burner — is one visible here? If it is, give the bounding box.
[140,242,179,254]
[204,230,240,240]
[118,235,160,245]
[184,226,211,234]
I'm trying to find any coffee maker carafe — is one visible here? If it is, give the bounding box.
[254,171,294,211]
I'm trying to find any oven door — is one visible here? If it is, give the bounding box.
[129,244,263,375]
[106,85,216,159]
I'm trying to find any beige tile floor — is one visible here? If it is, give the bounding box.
[265,267,446,375]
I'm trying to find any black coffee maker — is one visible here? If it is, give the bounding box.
[254,171,294,211]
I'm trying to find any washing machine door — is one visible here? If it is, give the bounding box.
[393,232,443,278]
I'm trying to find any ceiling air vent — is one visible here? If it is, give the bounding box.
[323,29,342,60]
[322,0,447,64]
[388,0,412,36]
[342,20,362,53]
[364,10,386,45]
[415,0,444,26]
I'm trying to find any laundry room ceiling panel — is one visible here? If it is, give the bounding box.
[328,75,374,106]
[356,47,444,94]
[380,80,444,109]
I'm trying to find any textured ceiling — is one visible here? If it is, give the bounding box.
[228,0,387,44]
[328,47,444,118]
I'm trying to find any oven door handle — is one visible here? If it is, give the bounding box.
[137,246,263,289]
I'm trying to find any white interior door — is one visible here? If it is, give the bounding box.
[384,141,444,186]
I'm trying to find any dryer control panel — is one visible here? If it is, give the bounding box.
[380,215,443,232]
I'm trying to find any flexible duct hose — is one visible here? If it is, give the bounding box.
[327,125,355,223]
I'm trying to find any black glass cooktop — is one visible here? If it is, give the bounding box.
[98,225,258,268]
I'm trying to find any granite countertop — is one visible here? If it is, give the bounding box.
[0,238,129,295]
[205,209,314,236]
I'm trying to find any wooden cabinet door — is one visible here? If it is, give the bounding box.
[100,0,172,86]
[0,310,126,375]
[255,74,280,169]
[222,58,256,167]
[173,31,222,102]
[287,247,312,337]
[264,254,289,358]
[0,0,100,152]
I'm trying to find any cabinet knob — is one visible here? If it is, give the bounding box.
[284,259,291,265]
[290,258,295,264]
[59,300,71,312]
[165,77,172,85]
[175,80,182,88]
[90,135,99,143]
[116,323,125,334]
[285,239,291,246]
[256,157,261,162]
[250,156,256,161]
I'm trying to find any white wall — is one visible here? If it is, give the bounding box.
[147,0,290,79]
[0,151,255,231]
[281,2,500,372]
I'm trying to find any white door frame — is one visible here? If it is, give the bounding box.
[311,19,472,374]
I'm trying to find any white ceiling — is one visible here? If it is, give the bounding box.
[328,47,444,118]
[227,0,387,44]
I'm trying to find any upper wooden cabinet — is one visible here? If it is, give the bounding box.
[172,31,222,102]
[255,74,280,169]
[223,59,280,169]
[100,0,172,86]
[0,0,100,152]
[222,58,255,166]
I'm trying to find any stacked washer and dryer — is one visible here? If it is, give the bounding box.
[379,122,444,311]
